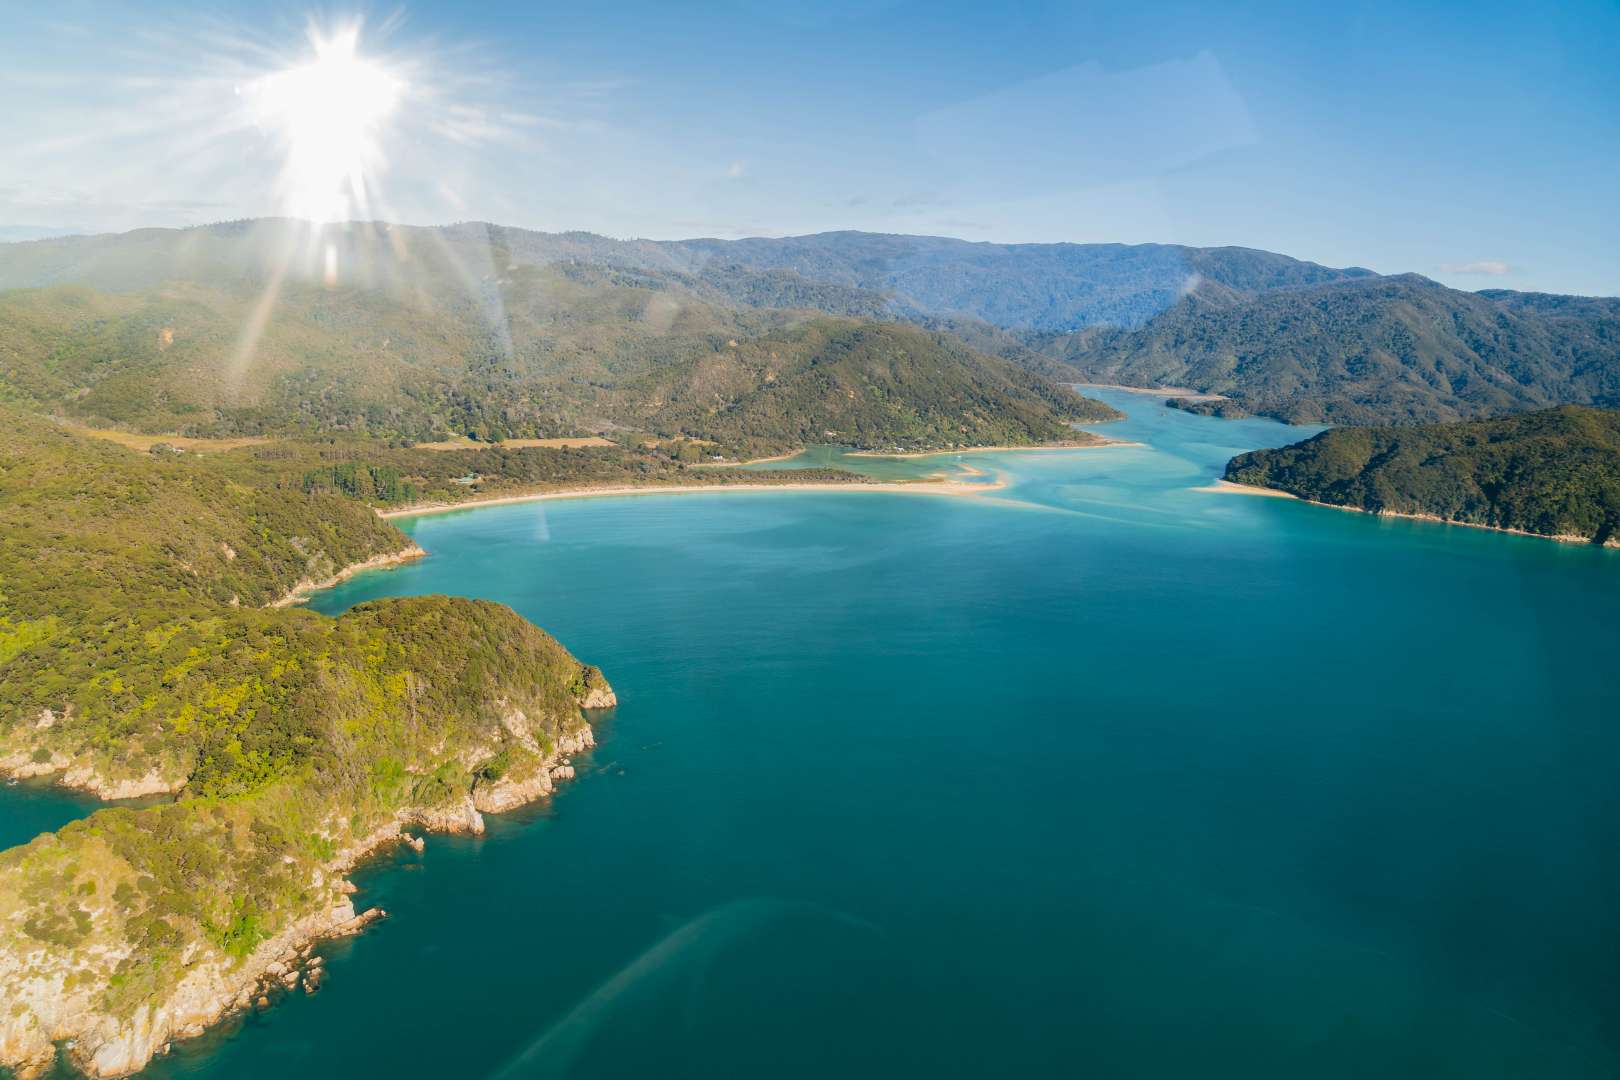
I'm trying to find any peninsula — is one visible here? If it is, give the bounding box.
[0,409,628,1078]
[1223,405,1620,546]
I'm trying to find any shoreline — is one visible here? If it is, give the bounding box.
[378,477,1005,520]
[270,544,428,607]
[1203,480,1620,548]
[1191,479,1297,498]
[1073,382,1226,402]
[1,710,609,1078]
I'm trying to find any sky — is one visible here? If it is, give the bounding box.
[1,0,1617,296]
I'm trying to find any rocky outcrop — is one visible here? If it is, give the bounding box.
[577,666,618,710]
[0,893,373,1079]
[0,747,182,800]
[0,709,183,799]
[58,766,178,800]
[0,710,604,1080]
[270,543,427,608]
[472,727,595,814]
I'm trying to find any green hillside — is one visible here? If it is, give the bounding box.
[1225,405,1620,543]
[0,226,1118,453]
[1050,275,1620,424]
[0,407,632,1075]
[0,221,1375,332]
[611,318,1115,456]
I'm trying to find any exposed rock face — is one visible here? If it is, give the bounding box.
[270,543,427,608]
[60,766,179,800]
[0,753,183,799]
[0,711,184,798]
[0,694,608,1078]
[471,727,596,814]
[577,666,618,711]
[0,747,71,781]
[1,898,363,1079]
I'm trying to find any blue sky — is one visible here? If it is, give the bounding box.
[1,0,1617,295]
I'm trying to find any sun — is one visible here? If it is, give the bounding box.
[247,23,404,224]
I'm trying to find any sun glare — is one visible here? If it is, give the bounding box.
[248,24,403,224]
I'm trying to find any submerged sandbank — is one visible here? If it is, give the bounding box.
[1192,479,1297,498]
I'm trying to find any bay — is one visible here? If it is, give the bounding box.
[16,390,1620,1078]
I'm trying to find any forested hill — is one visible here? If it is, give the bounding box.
[610,319,1114,456]
[0,221,1373,333]
[0,225,1118,453]
[1046,275,1620,425]
[656,232,1374,331]
[1224,405,1620,544]
[0,406,624,1076]
[7,220,1618,432]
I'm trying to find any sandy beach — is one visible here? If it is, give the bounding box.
[379,476,1007,520]
[1197,479,1618,546]
[712,440,1130,466]
[1074,382,1226,401]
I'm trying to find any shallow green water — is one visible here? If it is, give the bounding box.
[15,391,1620,1077]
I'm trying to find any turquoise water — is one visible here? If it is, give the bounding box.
[0,779,113,852]
[14,390,1620,1077]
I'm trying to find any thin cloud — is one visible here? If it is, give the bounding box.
[916,52,1258,196]
[1440,260,1512,275]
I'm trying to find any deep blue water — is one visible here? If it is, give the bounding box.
[9,390,1620,1077]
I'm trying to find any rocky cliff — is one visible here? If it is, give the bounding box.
[0,673,614,1079]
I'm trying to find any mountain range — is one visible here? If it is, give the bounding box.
[1,220,1617,433]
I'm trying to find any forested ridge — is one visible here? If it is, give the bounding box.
[1225,405,1620,544]
[9,220,1617,431]
[0,224,1118,453]
[1048,275,1620,424]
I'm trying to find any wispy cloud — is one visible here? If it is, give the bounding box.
[725,161,746,179]
[1440,260,1512,275]
[916,52,1258,197]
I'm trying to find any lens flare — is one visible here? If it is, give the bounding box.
[246,23,403,223]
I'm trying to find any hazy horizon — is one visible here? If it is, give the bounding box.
[2,2,1616,297]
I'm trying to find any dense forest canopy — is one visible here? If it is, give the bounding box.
[1225,405,1620,544]
[0,222,1119,450]
[5,220,1616,430]
[1044,275,1620,424]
